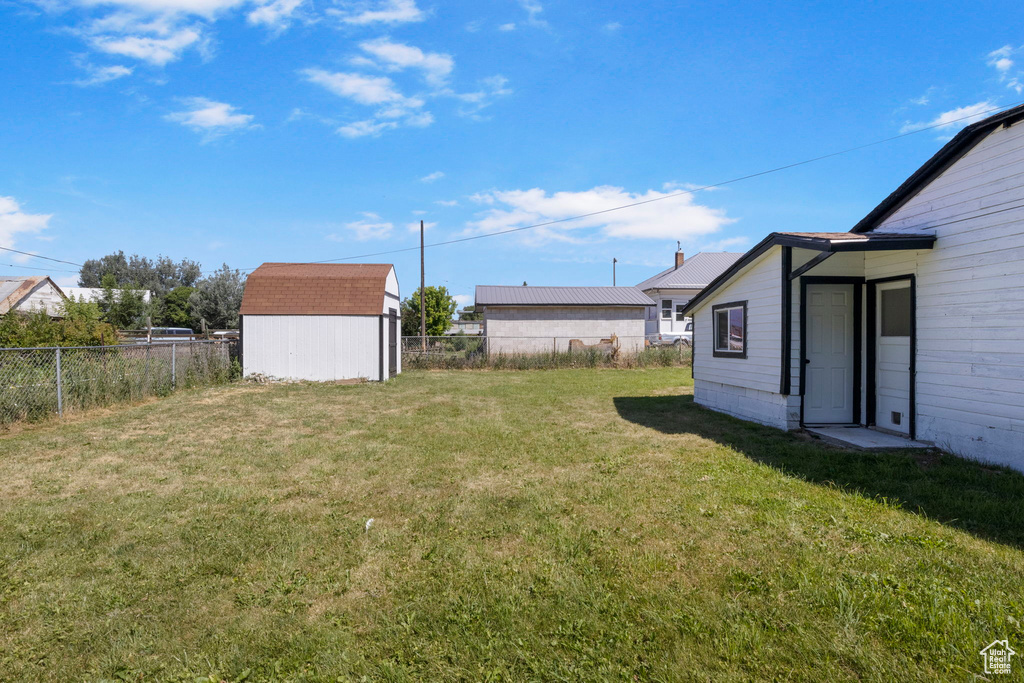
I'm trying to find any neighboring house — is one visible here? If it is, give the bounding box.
[637,250,744,338]
[446,316,484,335]
[64,287,153,304]
[0,276,67,317]
[682,103,1024,472]
[476,286,654,354]
[239,263,401,382]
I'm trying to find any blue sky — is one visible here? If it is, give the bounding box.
[2,0,1024,308]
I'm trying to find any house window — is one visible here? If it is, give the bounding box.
[675,304,686,321]
[880,288,911,337]
[712,301,747,358]
[661,299,672,320]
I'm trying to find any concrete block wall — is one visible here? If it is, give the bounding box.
[694,379,799,431]
[484,306,646,354]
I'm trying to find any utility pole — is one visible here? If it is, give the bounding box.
[420,219,426,351]
[613,258,617,286]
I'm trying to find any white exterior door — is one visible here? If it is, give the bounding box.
[804,284,855,424]
[875,280,912,435]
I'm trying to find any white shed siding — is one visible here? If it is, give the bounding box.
[862,121,1024,469]
[243,315,383,381]
[483,306,646,354]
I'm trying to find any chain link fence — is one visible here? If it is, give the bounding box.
[0,340,238,427]
[401,335,691,370]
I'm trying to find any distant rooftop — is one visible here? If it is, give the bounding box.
[476,285,655,307]
[636,252,745,290]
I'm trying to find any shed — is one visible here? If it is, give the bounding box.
[239,263,401,381]
[475,285,654,354]
[0,276,67,317]
[681,102,1024,472]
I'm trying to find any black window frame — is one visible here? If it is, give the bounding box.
[675,303,687,321]
[711,300,748,359]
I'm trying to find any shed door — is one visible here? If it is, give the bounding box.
[875,281,911,435]
[804,284,855,424]
[388,309,398,377]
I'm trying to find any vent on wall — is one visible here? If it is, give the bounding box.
[891,411,902,426]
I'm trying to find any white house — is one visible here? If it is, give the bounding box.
[239,263,401,382]
[476,286,654,354]
[682,103,1024,472]
[0,276,67,317]
[637,250,744,338]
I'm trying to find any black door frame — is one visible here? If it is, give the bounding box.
[799,276,864,428]
[865,274,917,439]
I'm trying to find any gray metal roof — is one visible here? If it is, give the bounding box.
[636,252,745,291]
[476,285,655,307]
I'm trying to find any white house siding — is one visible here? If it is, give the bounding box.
[692,247,799,429]
[861,121,1024,469]
[483,306,647,354]
[243,315,383,381]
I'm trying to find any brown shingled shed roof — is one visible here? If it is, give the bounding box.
[240,263,394,316]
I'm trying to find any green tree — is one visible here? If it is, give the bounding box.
[189,264,245,330]
[0,299,116,348]
[401,286,457,337]
[163,286,195,328]
[98,274,148,329]
[458,305,483,321]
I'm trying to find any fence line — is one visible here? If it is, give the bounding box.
[0,340,238,427]
[401,335,691,370]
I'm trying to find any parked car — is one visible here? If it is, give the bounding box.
[648,321,693,347]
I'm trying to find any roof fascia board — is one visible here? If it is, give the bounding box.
[851,106,1024,234]
[680,236,779,316]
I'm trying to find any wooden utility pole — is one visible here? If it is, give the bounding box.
[420,219,426,350]
[613,258,617,286]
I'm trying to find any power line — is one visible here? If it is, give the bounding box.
[0,245,83,268]
[0,262,79,274]
[221,99,1024,275]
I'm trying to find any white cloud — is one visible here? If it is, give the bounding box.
[329,0,424,25]
[435,199,459,207]
[451,74,512,118]
[498,22,515,31]
[302,67,432,136]
[899,101,998,135]
[303,68,417,106]
[165,97,257,138]
[358,38,453,86]
[420,171,444,183]
[0,197,52,251]
[604,21,621,32]
[465,185,735,244]
[518,0,545,27]
[988,45,1023,94]
[247,0,306,29]
[453,293,472,308]
[405,220,436,232]
[90,25,204,65]
[73,63,133,86]
[343,218,393,240]
[698,236,750,252]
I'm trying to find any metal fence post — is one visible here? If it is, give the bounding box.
[55,347,63,417]
[171,343,176,390]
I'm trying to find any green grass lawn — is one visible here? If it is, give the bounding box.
[1,368,1023,682]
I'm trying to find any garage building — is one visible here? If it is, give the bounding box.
[240,263,400,381]
[476,285,654,354]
